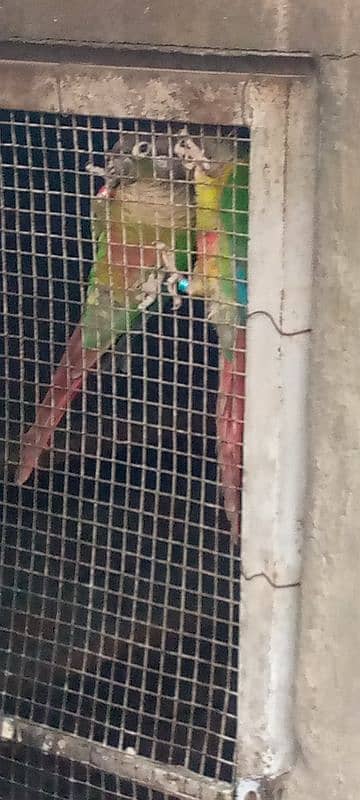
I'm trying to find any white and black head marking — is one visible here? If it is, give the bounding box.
[105,131,187,186]
[175,129,235,178]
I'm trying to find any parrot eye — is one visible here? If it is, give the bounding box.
[132,141,151,158]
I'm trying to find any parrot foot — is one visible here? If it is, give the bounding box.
[136,242,184,311]
[152,241,183,310]
[136,271,164,311]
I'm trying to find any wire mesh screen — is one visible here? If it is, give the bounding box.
[0,740,181,800]
[0,111,249,793]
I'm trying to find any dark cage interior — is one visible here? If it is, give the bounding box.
[0,111,249,793]
[0,742,181,800]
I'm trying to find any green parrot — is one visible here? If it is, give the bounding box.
[16,132,193,485]
[175,131,249,540]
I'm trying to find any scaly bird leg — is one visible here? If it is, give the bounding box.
[136,242,185,311]
[153,241,183,310]
[136,270,164,311]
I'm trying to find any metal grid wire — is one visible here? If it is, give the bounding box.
[0,111,249,791]
[0,741,180,800]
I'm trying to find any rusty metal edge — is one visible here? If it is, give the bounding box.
[0,715,234,800]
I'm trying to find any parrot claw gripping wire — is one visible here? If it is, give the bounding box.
[136,243,183,312]
[153,241,183,310]
[136,271,164,311]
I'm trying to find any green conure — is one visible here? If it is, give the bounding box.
[175,132,249,540]
[16,133,193,485]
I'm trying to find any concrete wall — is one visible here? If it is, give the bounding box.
[0,0,359,56]
[1,2,360,799]
[284,54,360,800]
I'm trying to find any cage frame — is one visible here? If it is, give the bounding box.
[0,57,316,799]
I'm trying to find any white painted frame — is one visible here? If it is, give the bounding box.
[239,79,316,788]
[0,60,316,798]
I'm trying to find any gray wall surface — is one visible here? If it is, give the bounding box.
[285,54,360,800]
[0,0,359,56]
[1,2,360,799]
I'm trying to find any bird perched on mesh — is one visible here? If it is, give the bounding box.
[16,131,194,485]
[175,130,249,541]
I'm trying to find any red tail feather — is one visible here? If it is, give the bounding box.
[217,328,246,541]
[16,325,98,486]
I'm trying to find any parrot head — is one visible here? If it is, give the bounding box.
[174,130,236,180]
[105,131,188,188]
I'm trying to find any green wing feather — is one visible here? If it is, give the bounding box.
[216,152,249,359]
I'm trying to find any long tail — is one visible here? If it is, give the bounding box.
[15,325,99,486]
[217,327,246,541]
